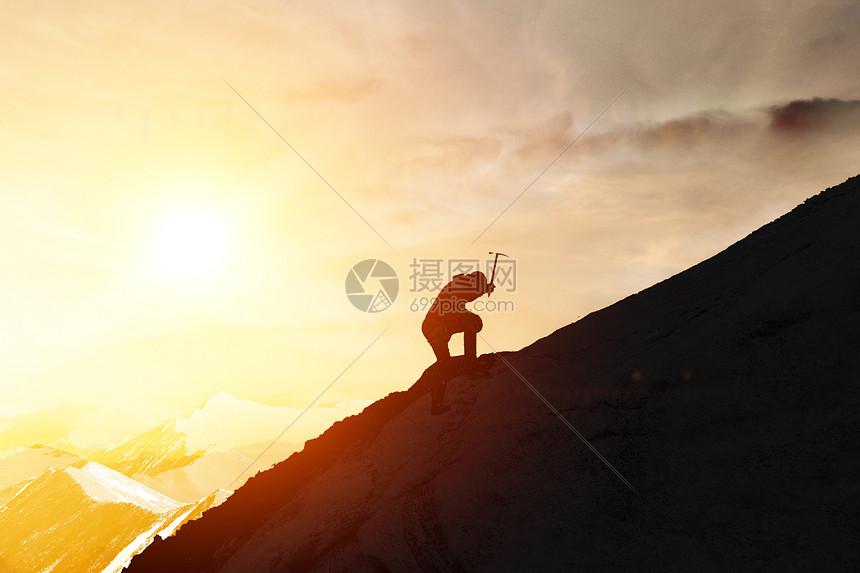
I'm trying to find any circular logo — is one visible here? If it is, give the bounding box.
[345,259,399,313]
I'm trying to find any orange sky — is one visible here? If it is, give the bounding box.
[1,1,859,443]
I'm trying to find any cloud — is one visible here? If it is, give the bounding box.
[474,96,860,275]
[512,97,860,181]
[767,98,860,134]
[366,93,860,252]
[405,134,504,176]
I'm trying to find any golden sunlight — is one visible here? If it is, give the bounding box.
[154,211,229,278]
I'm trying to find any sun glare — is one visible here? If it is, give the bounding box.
[154,211,229,278]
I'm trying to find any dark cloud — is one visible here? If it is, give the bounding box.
[768,98,860,134]
[507,112,575,166]
[615,110,753,157]
[489,96,860,246]
[549,97,860,175]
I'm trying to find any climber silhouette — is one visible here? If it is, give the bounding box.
[421,270,495,414]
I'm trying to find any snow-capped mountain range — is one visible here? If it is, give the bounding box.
[0,461,218,573]
[0,391,372,570]
[0,389,372,573]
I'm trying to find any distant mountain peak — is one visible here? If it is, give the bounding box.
[90,419,204,478]
[199,390,238,408]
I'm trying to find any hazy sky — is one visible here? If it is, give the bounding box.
[1,1,858,438]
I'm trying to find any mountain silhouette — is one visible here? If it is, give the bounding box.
[126,175,860,572]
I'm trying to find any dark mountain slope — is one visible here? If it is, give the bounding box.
[128,175,860,572]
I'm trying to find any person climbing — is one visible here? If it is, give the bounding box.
[421,270,495,414]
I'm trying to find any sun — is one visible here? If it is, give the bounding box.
[154,211,229,278]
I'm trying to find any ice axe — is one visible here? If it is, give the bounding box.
[487,252,508,297]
